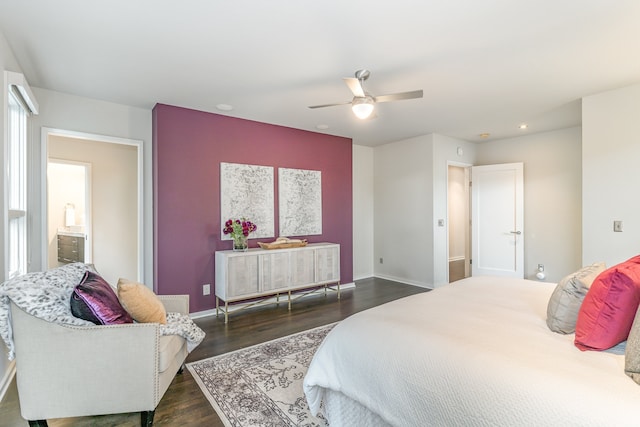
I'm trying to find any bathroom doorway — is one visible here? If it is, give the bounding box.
[41,128,143,285]
[447,164,471,282]
[47,159,92,267]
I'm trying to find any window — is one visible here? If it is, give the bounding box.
[5,72,38,279]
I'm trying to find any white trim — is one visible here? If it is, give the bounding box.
[448,255,466,262]
[3,72,8,280]
[4,71,37,279]
[5,71,38,115]
[373,273,434,289]
[189,282,356,319]
[0,360,16,402]
[40,127,145,281]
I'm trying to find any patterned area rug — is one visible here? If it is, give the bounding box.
[187,323,336,427]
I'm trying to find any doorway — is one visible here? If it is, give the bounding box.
[447,164,471,283]
[41,128,144,285]
[471,163,524,278]
[47,159,92,267]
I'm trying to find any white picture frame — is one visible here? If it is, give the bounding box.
[278,167,322,236]
[220,162,274,239]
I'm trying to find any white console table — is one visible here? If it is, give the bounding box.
[214,243,340,322]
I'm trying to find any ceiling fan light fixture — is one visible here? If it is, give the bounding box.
[352,96,375,119]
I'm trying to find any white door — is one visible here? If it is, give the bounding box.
[471,163,524,278]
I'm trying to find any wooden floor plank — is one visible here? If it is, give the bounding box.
[0,277,427,426]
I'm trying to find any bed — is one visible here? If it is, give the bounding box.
[303,275,640,426]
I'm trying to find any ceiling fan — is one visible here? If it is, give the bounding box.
[308,69,423,119]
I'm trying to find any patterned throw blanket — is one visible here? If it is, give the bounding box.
[0,263,204,360]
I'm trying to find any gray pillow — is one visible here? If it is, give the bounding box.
[625,304,640,384]
[546,262,606,334]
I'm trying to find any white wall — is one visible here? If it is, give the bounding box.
[475,127,583,282]
[432,135,477,287]
[373,135,437,287]
[371,134,476,288]
[0,82,152,396]
[370,128,579,287]
[352,144,374,280]
[582,83,640,266]
[29,88,153,283]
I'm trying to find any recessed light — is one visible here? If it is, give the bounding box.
[316,124,329,130]
[519,123,528,130]
[216,104,234,111]
[479,133,490,139]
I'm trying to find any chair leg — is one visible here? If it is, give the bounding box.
[141,410,155,427]
[28,421,48,427]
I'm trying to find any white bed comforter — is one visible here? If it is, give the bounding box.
[304,276,640,426]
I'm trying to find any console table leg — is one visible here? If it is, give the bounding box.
[288,290,292,311]
[216,297,219,317]
[224,301,229,324]
[337,282,341,299]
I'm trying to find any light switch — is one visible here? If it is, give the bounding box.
[614,220,623,232]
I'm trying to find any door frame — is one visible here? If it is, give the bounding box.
[40,127,144,281]
[446,161,472,283]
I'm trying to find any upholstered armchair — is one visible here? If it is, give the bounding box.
[10,294,190,427]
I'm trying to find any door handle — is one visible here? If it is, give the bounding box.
[510,231,522,235]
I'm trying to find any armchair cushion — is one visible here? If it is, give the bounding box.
[158,334,187,372]
[70,271,133,325]
[117,278,167,324]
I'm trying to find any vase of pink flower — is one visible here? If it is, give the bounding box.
[223,218,257,251]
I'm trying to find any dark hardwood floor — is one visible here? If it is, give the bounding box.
[0,277,427,427]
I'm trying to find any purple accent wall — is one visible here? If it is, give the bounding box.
[152,104,353,313]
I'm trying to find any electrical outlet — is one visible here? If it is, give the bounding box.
[203,284,211,295]
[614,220,623,232]
[379,257,383,264]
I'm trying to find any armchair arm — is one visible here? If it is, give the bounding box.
[158,294,189,315]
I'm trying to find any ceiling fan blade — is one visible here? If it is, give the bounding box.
[374,90,423,103]
[343,77,365,97]
[308,101,350,109]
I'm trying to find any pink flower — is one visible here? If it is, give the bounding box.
[223,217,257,239]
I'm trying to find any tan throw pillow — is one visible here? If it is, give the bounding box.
[117,278,167,324]
[546,262,606,334]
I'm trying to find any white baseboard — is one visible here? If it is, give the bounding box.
[0,361,16,403]
[448,256,466,262]
[190,282,356,319]
[373,273,434,290]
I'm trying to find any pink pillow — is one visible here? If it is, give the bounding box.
[70,271,134,325]
[575,255,640,351]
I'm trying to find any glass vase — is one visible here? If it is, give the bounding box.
[233,235,248,252]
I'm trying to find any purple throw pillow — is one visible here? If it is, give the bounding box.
[70,271,133,325]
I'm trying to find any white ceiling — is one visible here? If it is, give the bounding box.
[1,1,639,146]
